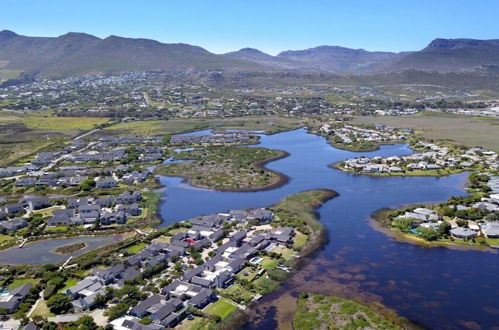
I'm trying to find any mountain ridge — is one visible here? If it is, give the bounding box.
[1,30,499,77]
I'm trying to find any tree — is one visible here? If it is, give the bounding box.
[0,308,6,320]
[162,134,171,145]
[47,276,65,288]
[417,227,439,241]
[104,302,129,320]
[80,178,96,191]
[47,294,72,314]
[486,213,498,222]
[93,293,107,308]
[69,315,98,329]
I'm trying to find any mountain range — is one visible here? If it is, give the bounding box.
[1,30,499,78]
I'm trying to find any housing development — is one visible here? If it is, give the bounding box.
[2,5,499,328]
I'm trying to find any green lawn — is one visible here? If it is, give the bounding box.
[222,283,255,304]
[235,266,260,282]
[293,232,308,250]
[261,256,279,270]
[29,299,55,318]
[33,205,64,217]
[43,225,70,234]
[59,278,79,293]
[8,278,40,290]
[0,234,17,249]
[272,245,295,259]
[126,242,147,254]
[203,298,237,321]
[485,238,499,247]
[152,235,171,244]
[168,228,189,235]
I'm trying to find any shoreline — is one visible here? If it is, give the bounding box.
[240,189,339,329]
[330,161,468,178]
[309,128,407,152]
[330,140,406,153]
[370,208,496,252]
[156,149,291,192]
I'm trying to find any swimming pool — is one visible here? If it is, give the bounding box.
[250,257,262,264]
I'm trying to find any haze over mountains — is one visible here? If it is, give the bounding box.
[1,30,499,78]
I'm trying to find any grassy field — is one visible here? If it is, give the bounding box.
[0,69,22,82]
[261,256,279,270]
[0,234,17,250]
[293,293,405,330]
[126,242,147,254]
[29,298,55,318]
[59,278,79,293]
[353,111,499,152]
[8,278,40,289]
[103,116,305,136]
[293,232,309,249]
[24,115,110,131]
[0,112,111,166]
[203,298,237,321]
[155,146,287,191]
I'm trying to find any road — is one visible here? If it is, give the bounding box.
[1,128,100,180]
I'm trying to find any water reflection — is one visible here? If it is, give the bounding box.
[156,128,497,329]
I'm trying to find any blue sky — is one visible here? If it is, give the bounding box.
[1,0,498,55]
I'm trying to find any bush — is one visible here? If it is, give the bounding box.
[104,303,129,321]
[43,284,57,299]
[417,227,439,241]
[391,218,413,232]
[47,294,72,314]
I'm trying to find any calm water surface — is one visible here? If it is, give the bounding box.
[0,235,125,265]
[159,128,498,329]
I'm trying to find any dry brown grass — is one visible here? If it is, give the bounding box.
[353,111,499,152]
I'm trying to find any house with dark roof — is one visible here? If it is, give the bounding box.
[65,277,97,299]
[0,283,32,313]
[48,209,75,226]
[130,294,162,318]
[208,228,225,242]
[116,191,142,204]
[0,218,28,232]
[23,322,38,330]
[191,276,213,288]
[95,196,114,207]
[92,264,125,284]
[186,289,215,309]
[3,203,24,215]
[181,266,203,282]
[250,208,274,222]
[229,230,247,246]
[117,203,141,216]
[78,204,101,223]
[228,257,245,274]
[230,243,257,260]
[100,210,127,225]
[248,235,264,247]
[481,222,499,238]
[96,178,118,189]
[15,177,37,187]
[450,227,478,239]
[23,196,51,211]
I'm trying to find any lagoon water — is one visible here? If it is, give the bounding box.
[0,235,125,265]
[159,128,498,329]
